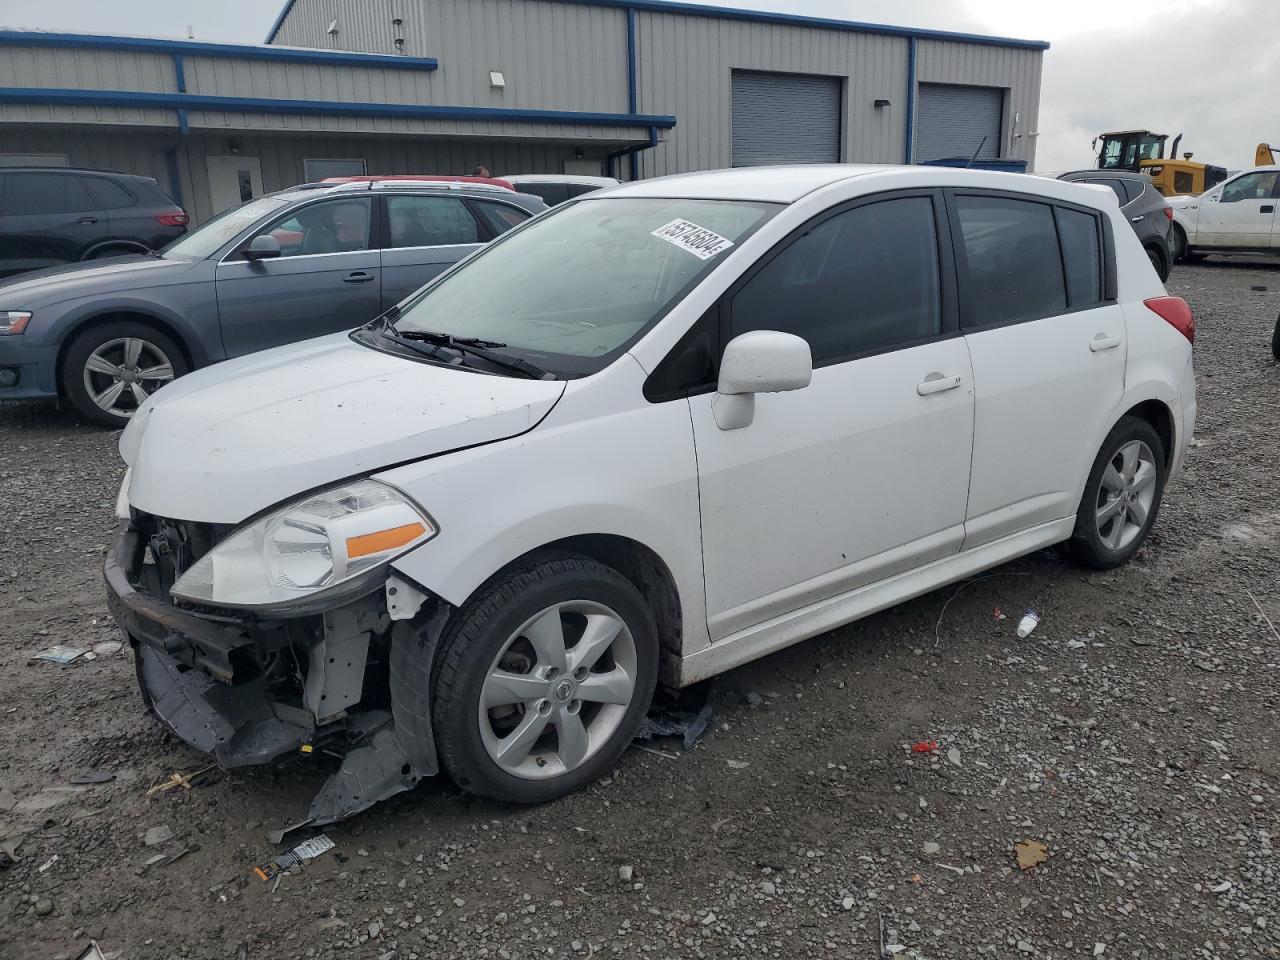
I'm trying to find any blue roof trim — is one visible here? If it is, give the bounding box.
[266,0,297,44]
[0,87,677,129]
[0,30,439,70]
[556,0,1049,50]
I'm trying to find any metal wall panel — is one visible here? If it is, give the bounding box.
[634,9,909,179]
[914,84,1003,162]
[731,71,841,166]
[914,39,1041,167]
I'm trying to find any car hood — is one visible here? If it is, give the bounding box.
[0,256,203,305]
[122,333,566,524]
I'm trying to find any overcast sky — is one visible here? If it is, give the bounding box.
[0,0,1272,172]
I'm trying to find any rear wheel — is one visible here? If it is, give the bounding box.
[61,321,187,428]
[1145,244,1170,282]
[1272,315,1280,362]
[432,555,659,804]
[1067,417,1167,569]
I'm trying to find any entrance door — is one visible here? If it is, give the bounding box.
[207,156,264,215]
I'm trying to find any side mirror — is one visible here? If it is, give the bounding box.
[244,235,282,260]
[712,330,812,430]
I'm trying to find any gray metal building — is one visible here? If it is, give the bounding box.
[0,0,1046,224]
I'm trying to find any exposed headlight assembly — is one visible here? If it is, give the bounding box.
[171,479,436,615]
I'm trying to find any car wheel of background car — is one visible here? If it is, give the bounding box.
[431,554,659,804]
[1172,226,1206,264]
[61,321,187,428]
[1067,416,1167,570]
[1145,245,1170,282]
[1272,315,1280,362]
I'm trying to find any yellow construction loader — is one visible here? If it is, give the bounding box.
[1094,131,1278,196]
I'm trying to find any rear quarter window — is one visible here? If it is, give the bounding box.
[83,177,137,209]
[954,194,1067,327]
[1054,207,1103,308]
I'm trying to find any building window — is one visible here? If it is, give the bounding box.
[303,158,367,182]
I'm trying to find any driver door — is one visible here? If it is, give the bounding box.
[688,192,974,641]
[214,197,381,357]
[1199,171,1279,248]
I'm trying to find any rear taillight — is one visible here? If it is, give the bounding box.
[1145,296,1194,344]
[156,211,188,227]
[1163,207,1174,220]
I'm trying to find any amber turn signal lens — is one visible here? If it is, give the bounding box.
[345,522,427,559]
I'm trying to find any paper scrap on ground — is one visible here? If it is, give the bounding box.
[31,646,88,665]
[254,833,336,881]
[1014,839,1049,870]
[651,219,734,260]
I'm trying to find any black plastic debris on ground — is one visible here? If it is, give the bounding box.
[635,682,713,751]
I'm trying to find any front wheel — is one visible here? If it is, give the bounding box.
[1067,417,1167,570]
[1271,315,1280,362]
[61,321,187,428]
[432,555,659,804]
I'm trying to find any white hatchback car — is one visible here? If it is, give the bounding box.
[106,166,1196,828]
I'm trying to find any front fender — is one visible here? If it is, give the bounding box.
[379,362,710,656]
[44,289,222,368]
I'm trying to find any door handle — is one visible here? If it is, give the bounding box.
[916,373,963,396]
[76,216,98,225]
[1090,334,1122,352]
[1261,205,1275,214]
[1130,215,1145,223]
[343,272,375,284]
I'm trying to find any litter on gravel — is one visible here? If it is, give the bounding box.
[30,645,88,665]
[1014,839,1049,870]
[253,834,336,882]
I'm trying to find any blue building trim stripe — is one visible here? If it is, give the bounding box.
[171,52,189,134]
[164,148,183,207]
[556,0,1049,50]
[0,30,439,70]
[0,87,677,129]
[904,37,917,164]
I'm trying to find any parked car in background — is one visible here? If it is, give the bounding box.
[502,174,619,206]
[0,167,188,279]
[1168,166,1280,263]
[1057,169,1174,280]
[105,166,1194,827]
[0,178,545,426]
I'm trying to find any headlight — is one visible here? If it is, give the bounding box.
[0,311,31,335]
[171,479,436,614]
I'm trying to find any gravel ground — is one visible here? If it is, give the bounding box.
[2,261,1279,960]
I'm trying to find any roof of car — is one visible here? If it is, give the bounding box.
[502,174,620,186]
[0,166,152,180]
[604,164,1109,205]
[1058,169,1148,180]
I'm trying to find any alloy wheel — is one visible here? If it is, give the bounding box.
[81,337,175,418]
[1094,439,1157,551]
[478,600,637,780]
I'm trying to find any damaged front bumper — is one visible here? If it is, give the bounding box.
[103,520,443,832]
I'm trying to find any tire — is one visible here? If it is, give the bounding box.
[60,320,188,428]
[1067,416,1167,570]
[1145,244,1169,282]
[432,554,659,804]
[1172,226,1206,264]
[1272,315,1280,362]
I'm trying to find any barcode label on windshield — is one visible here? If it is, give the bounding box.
[651,219,735,260]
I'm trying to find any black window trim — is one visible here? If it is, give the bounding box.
[944,187,1117,335]
[644,188,960,403]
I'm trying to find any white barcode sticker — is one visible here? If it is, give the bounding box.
[292,835,336,861]
[651,219,735,260]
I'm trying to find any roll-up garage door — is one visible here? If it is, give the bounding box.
[915,84,1004,162]
[731,71,842,167]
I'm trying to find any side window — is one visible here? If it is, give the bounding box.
[1221,172,1279,204]
[1088,179,1128,206]
[731,196,942,365]
[1118,179,1146,204]
[1173,171,1195,195]
[524,183,571,206]
[1054,207,1102,308]
[385,196,479,248]
[256,198,372,258]
[471,200,531,236]
[83,177,136,209]
[3,173,97,215]
[954,195,1066,327]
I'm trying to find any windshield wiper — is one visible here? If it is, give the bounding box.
[384,327,555,380]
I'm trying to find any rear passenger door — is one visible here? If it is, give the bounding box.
[0,171,107,274]
[953,191,1126,548]
[379,194,486,309]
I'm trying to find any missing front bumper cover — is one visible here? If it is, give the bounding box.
[105,520,441,830]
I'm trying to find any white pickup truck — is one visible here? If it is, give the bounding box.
[1169,166,1280,262]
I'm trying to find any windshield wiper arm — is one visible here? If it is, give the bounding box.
[388,328,555,380]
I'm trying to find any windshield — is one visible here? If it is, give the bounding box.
[387,197,776,375]
[162,196,289,260]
